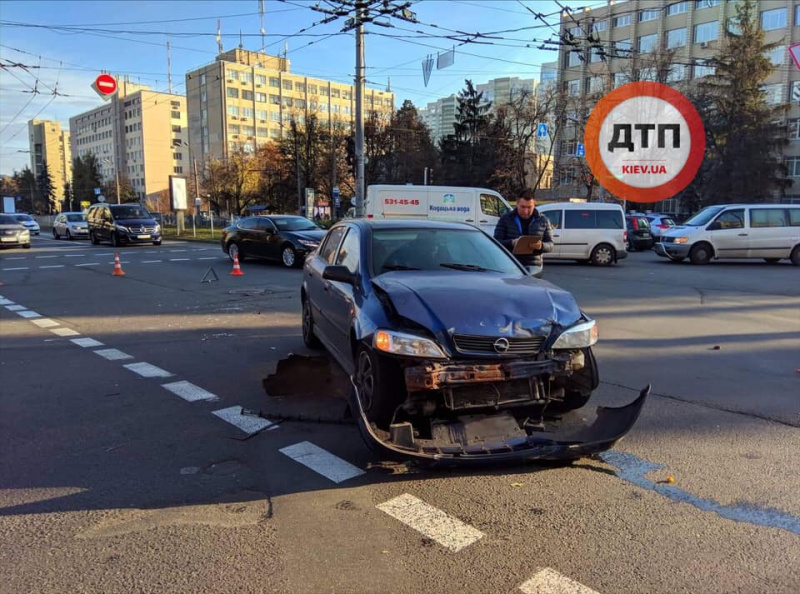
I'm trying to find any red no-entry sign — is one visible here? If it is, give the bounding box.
[92,74,118,99]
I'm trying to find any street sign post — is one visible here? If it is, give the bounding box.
[576,143,585,158]
[91,74,118,100]
[789,43,800,71]
[537,123,548,138]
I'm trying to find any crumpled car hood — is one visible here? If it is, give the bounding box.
[371,271,583,341]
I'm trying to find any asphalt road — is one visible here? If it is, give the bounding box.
[1,235,798,594]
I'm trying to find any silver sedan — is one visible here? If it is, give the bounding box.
[53,212,89,240]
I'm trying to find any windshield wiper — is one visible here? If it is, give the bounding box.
[439,262,500,272]
[383,264,421,271]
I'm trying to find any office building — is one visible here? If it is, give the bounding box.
[28,120,72,210]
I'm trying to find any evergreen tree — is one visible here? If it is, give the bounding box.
[37,161,55,213]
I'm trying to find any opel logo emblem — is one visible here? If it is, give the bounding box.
[493,338,510,353]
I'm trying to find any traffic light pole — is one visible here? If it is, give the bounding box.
[354,1,366,217]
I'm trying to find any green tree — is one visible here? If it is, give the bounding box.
[71,154,102,205]
[37,161,55,213]
[12,167,37,213]
[695,0,790,204]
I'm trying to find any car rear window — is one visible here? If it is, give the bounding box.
[67,214,86,222]
[628,217,650,229]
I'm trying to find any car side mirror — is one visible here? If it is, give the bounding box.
[707,221,721,231]
[322,265,356,285]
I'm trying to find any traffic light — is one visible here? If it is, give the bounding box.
[345,136,355,173]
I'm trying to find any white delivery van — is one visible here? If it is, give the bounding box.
[655,203,800,265]
[363,185,512,236]
[537,202,628,266]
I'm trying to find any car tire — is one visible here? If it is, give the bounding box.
[590,243,615,266]
[791,246,800,267]
[689,242,712,265]
[281,244,299,268]
[111,232,121,248]
[66,230,72,240]
[302,297,324,350]
[763,258,781,264]
[23,244,31,249]
[668,256,685,263]
[153,240,162,246]
[227,241,245,262]
[53,228,59,239]
[353,344,403,428]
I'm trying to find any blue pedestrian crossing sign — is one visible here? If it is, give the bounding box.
[536,123,548,138]
[576,142,585,157]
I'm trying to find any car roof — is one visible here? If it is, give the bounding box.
[265,214,306,219]
[538,202,623,210]
[345,219,476,231]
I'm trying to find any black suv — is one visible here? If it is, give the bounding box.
[625,215,654,251]
[87,203,161,246]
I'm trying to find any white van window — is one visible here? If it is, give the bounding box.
[480,194,510,217]
[597,210,623,229]
[565,210,596,229]
[789,208,800,226]
[713,209,744,230]
[543,210,562,229]
[750,208,787,228]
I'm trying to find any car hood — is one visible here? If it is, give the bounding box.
[20,220,39,227]
[0,223,26,231]
[371,272,583,342]
[114,218,157,227]
[288,229,326,242]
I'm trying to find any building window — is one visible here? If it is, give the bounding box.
[331,88,340,98]
[227,88,239,98]
[666,1,688,16]
[613,15,631,28]
[256,109,267,120]
[343,106,352,115]
[255,74,266,86]
[638,33,658,54]
[331,104,340,114]
[242,90,254,101]
[227,105,240,117]
[242,107,254,119]
[768,46,785,66]
[270,129,281,139]
[310,100,317,110]
[171,125,182,133]
[173,152,183,160]
[242,125,255,137]
[592,20,607,33]
[591,47,605,63]
[319,102,328,111]
[256,127,267,137]
[762,83,783,105]
[174,166,183,174]
[796,5,800,26]
[171,101,180,109]
[319,87,329,96]
[696,0,720,9]
[171,111,181,119]
[283,80,293,90]
[342,90,352,100]
[640,9,659,22]
[666,28,686,49]
[614,39,632,55]
[269,77,280,88]
[786,157,800,176]
[694,62,716,78]
[588,75,604,93]
[789,119,800,140]
[295,82,305,92]
[639,67,657,82]
[568,79,581,96]
[228,70,239,82]
[295,99,306,109]
[568,50,582,67]
[270,112,280,121]
[256,92,267,103]
[614,72,628,88]
[200,73,206,85]
[270,94,280,105]
[283,97,293,107]
[229,124,240,135]
[242,72,254,84]
[308,84,318,94]
[761,8,787,31]
[667,64,686,83]
[694,22,718,43]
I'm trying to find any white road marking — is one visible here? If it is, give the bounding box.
[6,305,27,311]
[169,249,187,252]
[106,261,130,264]
[212,406,274,434]
[123,362,173,378]
[94,252,113,256]
[518,569,600,594]
[71,337,103,347]
[0,299,14,305]
[142,260,162,264]
[2,267,29,271]
[16,310,42,319]
[65,254,87,258]
[197,257,217,260]
[161,380,220,402]
[376,494,484,552]
[35,255,58,259]
[279,441,365,484]
[50,327,80,337]
[6,257,27,260]
[94,348,134,361]
[169,258,190,261]
[75,263,100,267]
[40,265,65,269]
[31,318,60,328]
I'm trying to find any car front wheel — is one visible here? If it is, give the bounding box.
[353,345,403,428]
[281,245,298,268]
[689,242,712,265]
[227,241,245,262]
[53,228,59,239]
[302,297,323,349]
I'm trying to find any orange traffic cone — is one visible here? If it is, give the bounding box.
[112,253,126,276]
[229,253,244,276]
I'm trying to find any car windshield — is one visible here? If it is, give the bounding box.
[0,214,19,225]
[683,206,725,226]
[371,228,522,275]
[272,217,320,231]
[112,206,151,220]
[14,214,33,222]
[67,214,86,222]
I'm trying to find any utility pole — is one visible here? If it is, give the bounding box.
[292,119,303,215]
[354,1,366,216]
[332,130,338,220]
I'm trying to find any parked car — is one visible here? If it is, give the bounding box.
[87,203,161,246]
[537,202,628,266]
[13,213,39,236]
[53,212,89,240]
[0,214,31,248]
[655,204,800,265]
[301,219,648,465]
[625,215,654,251]
[221,215,326,268]
[642,214,677,242]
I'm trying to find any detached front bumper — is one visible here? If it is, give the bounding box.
[655,242,690,259]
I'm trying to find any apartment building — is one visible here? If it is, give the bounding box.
[185,48,395,163]
[28,120,72,210]
[69,76,188,203]
[553,0,800,206]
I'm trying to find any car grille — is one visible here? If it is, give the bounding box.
[3,230,15,236]
[453,334,545,355]
[130,226,157,233]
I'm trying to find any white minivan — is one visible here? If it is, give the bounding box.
[655,203,800,265]
[361,185,512,236]
[536,202,628,266]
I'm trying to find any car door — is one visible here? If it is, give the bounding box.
[542,209,562,257]
[325,227,361,360]
[562,209,597,259]
[54,215,64,236]
[747,208,792,258]
[707,208,748,258]
[254,217,280,259]
[101,207,113,241]
[306,226,347,347]
[234,217,260,257]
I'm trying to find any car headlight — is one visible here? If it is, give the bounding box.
[115,224,129,232]
[155,224,161,232]
[298,239,319,248]
[552,320,598,350]
[373,329,447,359]
[674,237,689,244]
[19,230,30,238]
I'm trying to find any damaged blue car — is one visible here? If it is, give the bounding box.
[301,220,647,465]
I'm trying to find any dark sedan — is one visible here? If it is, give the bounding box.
[221,215,326,268]
[301,220,648,465]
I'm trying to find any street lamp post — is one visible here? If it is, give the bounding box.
[102,156,121,204]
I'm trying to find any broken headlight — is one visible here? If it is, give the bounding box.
[552,320,598,350]
[373,329,447,359]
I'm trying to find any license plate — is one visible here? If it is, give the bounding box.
[641,233,651,238]
[1,237,15,242]
[137,234,151,239]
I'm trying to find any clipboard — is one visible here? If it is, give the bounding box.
[513,235,543,255]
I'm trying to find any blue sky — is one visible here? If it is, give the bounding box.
[0,0,598,174]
